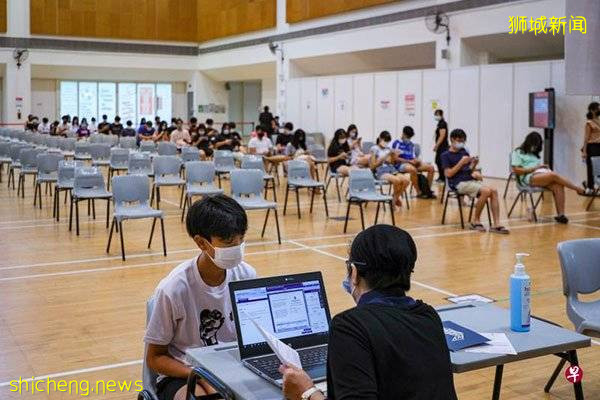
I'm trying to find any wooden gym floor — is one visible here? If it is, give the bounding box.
[0,170,598,399]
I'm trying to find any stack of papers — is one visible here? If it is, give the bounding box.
[245,312,302,368]
[464,333,517,355]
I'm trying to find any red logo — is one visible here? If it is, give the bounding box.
[564,365,583,384]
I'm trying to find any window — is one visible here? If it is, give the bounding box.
[59,81,173,124]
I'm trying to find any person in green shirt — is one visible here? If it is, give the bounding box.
[511,131,584,223]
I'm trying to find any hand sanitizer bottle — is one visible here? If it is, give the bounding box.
[510,253,531,332]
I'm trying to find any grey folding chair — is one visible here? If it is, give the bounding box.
[74,142,92,161]
[17,148,43,198]
[507,179,549,223]
[361,141,375,155]
[7,143,30,189]
[107,175,166,261]
[60,138,76,158]
[284,160,329,219]
[544,238,600,398]
[89,134,103,144]
[344,169,395,233]
[181,161,224,221]
[0,142,12,183]
[89,143,111,168]
[157,141,177,156]
[138,296,159,400]
[503,153,516,199]
[231,169,281,244]
[181,146,200,163]
[441,178,491,229]
[34,153,63,209]
[107,148,130,190]
[70,167,112,236]
[214,150,236,188]
[151,156,184,210]
[585,156,600,210]
[54,160,83,222]
[140,140,157,153]
[129,153,154,177]
[119,136,138,150]
[241,155,276,201]
[308,145,328,181]
[325,168,347,203]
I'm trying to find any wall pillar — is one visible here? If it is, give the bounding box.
[3,60,31,124]
[7,0,30,37]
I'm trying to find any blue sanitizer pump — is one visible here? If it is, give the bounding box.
[510,253,531,332]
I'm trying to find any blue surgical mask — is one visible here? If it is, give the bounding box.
[342,277,351,294]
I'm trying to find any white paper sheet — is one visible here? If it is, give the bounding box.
[244,312,302,369]
[464,333,517,355]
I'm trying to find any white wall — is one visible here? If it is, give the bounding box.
[285,60,591,181]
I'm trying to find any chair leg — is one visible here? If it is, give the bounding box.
[33,183,38,206]
[75,199,80,236]
[179,185,185,208]
[106,218,115,253]
[486,199,492,226]
[118,221,125,261]
[508,192,522,218]
[53,187,58,219]
[440,181,446,204]
[441,192,450,225]
[150,184,155,206]
[468,198,475,223]
[343,201,352,233]
[87,199,91,216]
[389,201,396,226]
[274,209,282,245]
[271,180,277,202]
[375,202,380,224]
[335,176,341,202]
[544,358,567,393]
[586,188,599,211]
[322,186,329,218]
[294,187,301,219]
[457,196,465,229]
[160,218,167,256]
[38,184,43,209]
[358,202,365,230]
[92,199,96,220]
[156,187,161,210]
[148,218,156,248]
[283,185,290,215]
[107,169,112,190]
[529,193,538,223]
[308,188,315,214]
[503,173,513,199]
[69,195,73,230]
[261,208,270,238]
[217,173,222,188]
[181,195,188,222]
[534,192,544,208]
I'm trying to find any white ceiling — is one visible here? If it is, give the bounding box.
[290,43,436,77]
[462,32,564,63]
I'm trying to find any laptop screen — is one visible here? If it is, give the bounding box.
[229,272,331,359]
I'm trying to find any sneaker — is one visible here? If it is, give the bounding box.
[554,215,569,224]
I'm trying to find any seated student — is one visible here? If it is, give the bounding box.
[511,131,584,223]
[122,120,137,137]
[442,129,509,233]
[98,115,110,134]
[138,118,148,134]
[153,121,170,142]
[190,123,213,159]
[49,120,60,136]
[76,118,91,139]
[167,118,178,135]
[110,116,124,136]
[346,124,370,167]
[370,131,410,208]
[286,129,318,179]
[138,121,156,145]
[144,195,256,400]
[40,117,51,134]
[188,117,199,138]
[327,129,352,177]
[280,224,457,400]
[391,126,436,199]
[275,122,294,154]
[70,116,80,136]
[89,117,98,134]
[247,127,274,156]
[170,119,191,148]
[215,123,244,161]
[56,115,71,137]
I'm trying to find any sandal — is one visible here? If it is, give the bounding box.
[469,223,486,232]
[490,226,510,234]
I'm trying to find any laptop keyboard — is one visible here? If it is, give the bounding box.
[248,346,328,380]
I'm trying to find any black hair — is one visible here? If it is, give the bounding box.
[229,122,236,129]
[102,114,108,120]
[190,117,198,124]
[176,118,183,124]
[221,123,230,133]
[91,117,96,122]
[145,121,153,127]
[328,128,347,154]
[449,128,467,141]
[347,124,358,134]
[155,116,161,121]
[186,194,248,242]
[206,118,214,125]
[198,123,206,130]
[292,129,307,151]
[140,118,146,124]
[349,224,417,292]
[256,125,263,132]
[114,116,121,122]
[378,130,392,143]
[434,109,444,117]
[81,118,87,124]
[72,116,79,125]
[518,131,543,158]
[126,120,133,126]
[587,102,600,120]
[284,122,294,131]
[42,117,48,123]
[402,126,415,138]
[264,106,269,112]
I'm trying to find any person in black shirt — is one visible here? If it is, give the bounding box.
[214,123,242,152]
[259,106,273,131]
[110,116,124,136]
[122,120,136,137]
[280,224,457,400]
[327,129,352,177]
[98,114,110,134]
[433,109,449,182]
[190,123,213,159]
[275,122,294,153]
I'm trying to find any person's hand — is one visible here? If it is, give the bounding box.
[339,153,348,160]
[536,164,549,170]
[226,139,233,145]
[433,145,438,152]
[460,155,472,165]
[279,364,314,400]
[409,159,418,166]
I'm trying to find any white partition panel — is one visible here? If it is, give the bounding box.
[374,72,398,137]
[300,78,317,132]
[316,77,335,136]
[397,70,423,147]
[450,67,480,156]
[421,70,449,163]
[479,64,514,178]
[353,74,375,141]
[513,62,550,149]
[286,79,301,126]
[334,75,353,133]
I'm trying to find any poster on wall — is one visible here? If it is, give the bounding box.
[321,88,329,98]
[155,84,172,122]
[138,84,155,121]
[404,94,416,116]
[337,100,347,111]
[60,81,78,118]
[379,100,391,110]
[78,82,97,121]
[118,83,137,124]
[98,83,117,119]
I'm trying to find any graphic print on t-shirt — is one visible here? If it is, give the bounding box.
[199,309,225,346]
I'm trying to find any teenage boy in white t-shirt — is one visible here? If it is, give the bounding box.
[144,195,256,400]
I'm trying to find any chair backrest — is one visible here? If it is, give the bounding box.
[89,143,111,160]
[361,141,375,155]
[142,296,159,399]
[89,134,102,143]
[231,169,263,197]
[58,160,83,183]
[157,141,177,156]
[592,156,600,182]
[106,134,120,146]
[140,141,156,153]
[75,142,91,155]
[20,148,42,168]
[47,136,60,150]
[348,169,377,195]
[181,146,200,162]
[0,142,10,157]
[110,148,130,165]
[557,239,600,298]
[10,144,29,161]
[186,161,216,185]
[112,174,150,205]
[119,136,138,149]
[36,153,63,174]
[74,167,106,190]
[129,153,152,174]
[153,155,181,176]
[61,138,76,151]
[414,143,422,159]
[288,160,311,180]
[241,155,265,172]
[214,150,234,168]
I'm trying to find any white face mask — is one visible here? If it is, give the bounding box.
[453,142,465,150]
[207,242,245,270]
[338,139,347,145]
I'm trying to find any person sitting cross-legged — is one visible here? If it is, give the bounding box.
[441,129,509,234]
[391,126,436,199]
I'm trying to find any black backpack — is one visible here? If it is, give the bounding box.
[417,173,435,198]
